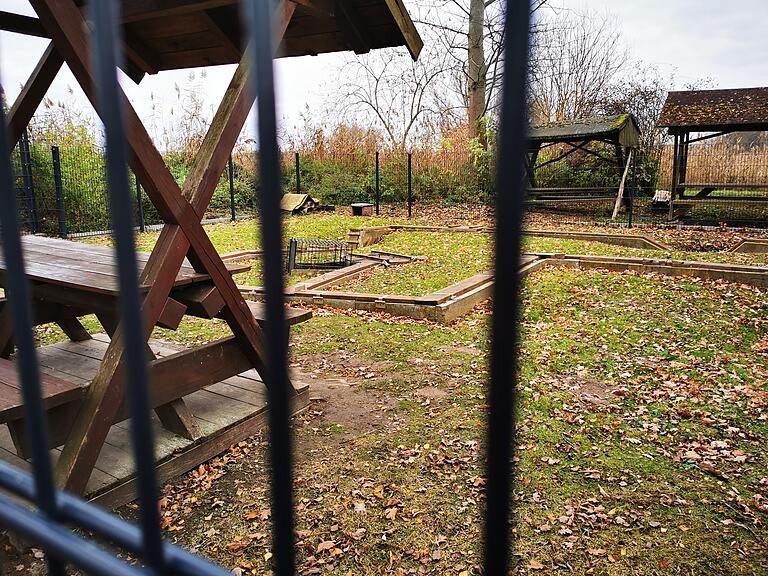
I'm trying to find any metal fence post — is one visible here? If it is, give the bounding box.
[407,151,413,219]
[228,154,236,221]
[51,146,67,238]
[375,151,380,215]
[134,174,145,232]
[294,151,300,194]
[20,129,39,233]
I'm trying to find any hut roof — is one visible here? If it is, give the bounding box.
[528,114,641,148]
[0,0,423,82]
[657,88,768,133]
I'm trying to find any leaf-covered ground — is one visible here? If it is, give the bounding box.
[106,267,766,576]
[26,214,765,575]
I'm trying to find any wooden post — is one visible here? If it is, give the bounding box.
[611,149,633,220]
[669,134,680,221]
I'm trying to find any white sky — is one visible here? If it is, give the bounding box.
[1,0,767,143]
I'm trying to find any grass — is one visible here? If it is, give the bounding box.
[82,214,768,296]
[39,214,767,574]
[145,266,768,576]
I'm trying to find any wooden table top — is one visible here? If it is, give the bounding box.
[0,235,250,296]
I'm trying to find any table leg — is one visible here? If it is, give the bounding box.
[55,317,92,342]
[96,313,201,440]
[0,303,14,359]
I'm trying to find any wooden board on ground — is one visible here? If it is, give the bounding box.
[0,335,310,509]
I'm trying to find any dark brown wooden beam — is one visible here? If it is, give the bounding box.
[120,0,238,23]
[334,0,369,54]
[0,11,48,37]
[7,42,63,146]
[199,8,242,61]
[172,284,225,319]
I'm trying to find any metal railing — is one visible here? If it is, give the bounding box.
[0,1,531,575]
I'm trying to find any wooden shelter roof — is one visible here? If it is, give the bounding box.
[0,0,423,82]
[657,88,768,133]
[528,114,641,148]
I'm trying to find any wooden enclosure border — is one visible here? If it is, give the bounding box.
[346,225,669,251]
[228,227,767,323]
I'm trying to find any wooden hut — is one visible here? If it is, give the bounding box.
[657,87,768,221]
[0,0,422,504]
[526,114,641,218]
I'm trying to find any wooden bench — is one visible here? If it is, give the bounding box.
[0,303,311,458]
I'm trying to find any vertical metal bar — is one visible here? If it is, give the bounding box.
[295,151,301,193]
[375,151,380,215]
[229,154,237,221]
[407,151,412,218]
[52,146,67,238]
[484,0,531,574]
[88,0,164,569]
[0,74,66,576]
[20,129,39,233]
[135,174,145,232]
[242,1,295,574]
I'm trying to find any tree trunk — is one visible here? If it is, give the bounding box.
[468,0,487,148]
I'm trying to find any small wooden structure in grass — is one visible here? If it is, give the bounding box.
[0,0,422,504]
[525,114,641,219]
[657,87,768,221]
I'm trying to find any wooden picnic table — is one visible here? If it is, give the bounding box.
[0,0,422,497]
[0,235,311,462]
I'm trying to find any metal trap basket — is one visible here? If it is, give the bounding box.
[287,238,353,272]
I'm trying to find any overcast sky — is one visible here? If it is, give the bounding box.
[1,0,766,142]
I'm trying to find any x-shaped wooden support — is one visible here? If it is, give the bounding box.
[16,0,296,494]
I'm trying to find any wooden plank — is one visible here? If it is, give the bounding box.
[198,9,242,60]
[89,387,309,509]
[0,359,83,423]
[381,0,422,58]
[154,398,202,441]
[156,297,187,330]
[245,301,312,326]
[120,0,238,23]
[172,284,225,318]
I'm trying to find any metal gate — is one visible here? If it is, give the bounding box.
[0,0,531,574]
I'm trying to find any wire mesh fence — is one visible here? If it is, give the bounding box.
[13,130,768,234]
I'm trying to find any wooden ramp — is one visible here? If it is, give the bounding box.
[0,334,309,509]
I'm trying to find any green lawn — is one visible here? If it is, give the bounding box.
[31,215,768,574]
[83,216,768,297]
[143,267,767,575]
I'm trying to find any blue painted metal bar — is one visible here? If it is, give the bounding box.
[484,1,532,574]
[88,0,164,569]
[242,1,295,574]
[0,461,229,576]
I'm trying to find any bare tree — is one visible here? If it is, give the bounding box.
[330,46,455,150]
[529,10,627,123]
[418,0,549,147]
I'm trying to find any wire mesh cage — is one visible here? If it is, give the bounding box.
[286,238,353,272]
